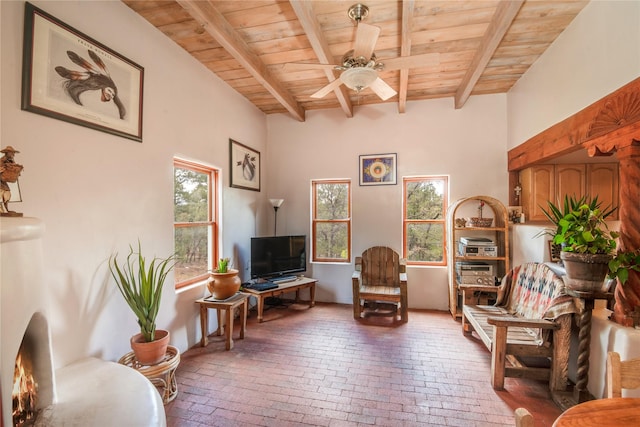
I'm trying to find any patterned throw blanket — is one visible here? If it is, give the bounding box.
[494,262,577,343]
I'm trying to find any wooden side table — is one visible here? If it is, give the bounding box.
[195,292,248,350]
[118,345,180,404]
[243,277,317,322]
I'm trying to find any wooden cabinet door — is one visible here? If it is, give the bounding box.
[556,164,586,203]
[587,163,619,220]
[520,165,555,221]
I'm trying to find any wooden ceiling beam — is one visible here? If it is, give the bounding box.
[175,0,306,122]
[454,0,524,109]
[398,0,414,114]
[289,0,353,118]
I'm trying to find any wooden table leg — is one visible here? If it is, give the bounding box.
[257,295,264,323]
[309,283,316,307]
[574,298,595,403]
[225,307,234,351]
[199,304,208,347]
[216,309,224,336]
[239,299,247,340]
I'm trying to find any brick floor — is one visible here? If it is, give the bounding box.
[166,302,562,426]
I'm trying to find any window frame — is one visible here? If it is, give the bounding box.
[173,158,219,289]
[311,179,352,263]
[402,175,449,267]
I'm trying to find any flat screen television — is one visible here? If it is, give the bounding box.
[250,235,306,279]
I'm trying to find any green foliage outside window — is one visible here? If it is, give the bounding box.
[174,166,212,284]
[313,181,350,262]
[404,178,447,263]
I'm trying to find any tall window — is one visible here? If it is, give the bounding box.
[312,180,351,263]
[174,159,218,288]
[403,176,449,266]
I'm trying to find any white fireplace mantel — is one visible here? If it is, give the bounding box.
[1,217,166,426]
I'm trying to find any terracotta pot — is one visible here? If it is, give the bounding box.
[130,329,170,365]
[561,251,612,292]
[208,269,241,299]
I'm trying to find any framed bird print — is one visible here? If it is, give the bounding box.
[230,139,261,192]
[21,2,144,142]
[359,153,397,186]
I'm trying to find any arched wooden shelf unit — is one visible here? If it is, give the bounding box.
[446,195,510,319]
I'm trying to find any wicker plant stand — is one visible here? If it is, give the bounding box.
[118,345,180,404]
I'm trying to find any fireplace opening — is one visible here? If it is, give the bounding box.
[12,336,39,426]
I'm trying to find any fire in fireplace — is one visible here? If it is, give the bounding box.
[13,339,39,426]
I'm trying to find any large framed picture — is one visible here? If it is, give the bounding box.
[230,139,260,192]
[359,153,397,186]
[21,2,144,142]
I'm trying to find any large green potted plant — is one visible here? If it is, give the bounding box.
[109,242,175,365]
[541,195,632,291]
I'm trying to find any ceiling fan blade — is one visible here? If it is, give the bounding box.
[353,23,380,59]
[369,77,397,101]
[310,78,344,99]
[283,62,337,72]
[381,53,440,71]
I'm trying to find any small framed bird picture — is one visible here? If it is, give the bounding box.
[21,2,144,142]
[230,139,261,192]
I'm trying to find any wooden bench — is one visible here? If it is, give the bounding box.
[461,262,577,391]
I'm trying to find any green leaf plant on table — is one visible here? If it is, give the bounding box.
[540,195,640,296]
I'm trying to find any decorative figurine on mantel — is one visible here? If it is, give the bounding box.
[0,146,24,217]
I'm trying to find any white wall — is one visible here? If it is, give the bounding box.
[506,0,640,262]
[267,96,509,311]
[508,0,640,149]
[1,0,268,368]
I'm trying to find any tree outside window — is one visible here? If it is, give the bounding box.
[174,159,218,288]
[312,180,351,262]
[403,176,448,265]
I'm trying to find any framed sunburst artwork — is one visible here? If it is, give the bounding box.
[359,153,397,186]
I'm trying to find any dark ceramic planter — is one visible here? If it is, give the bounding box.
[560,251,612,292]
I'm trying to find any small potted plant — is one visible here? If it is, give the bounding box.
[208,257,241,299]
[109,242,174,365]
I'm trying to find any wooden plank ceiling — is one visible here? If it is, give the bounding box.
[124,0,589,121]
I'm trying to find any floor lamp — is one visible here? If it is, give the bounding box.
[269,199,284,236]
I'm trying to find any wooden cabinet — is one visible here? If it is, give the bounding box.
[556,164,586,201]
[520,163,618,221]
[446,196,509,319]
[587,164,619,217]
[520,165,554,221]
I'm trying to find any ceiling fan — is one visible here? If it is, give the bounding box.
[285,3,440,101]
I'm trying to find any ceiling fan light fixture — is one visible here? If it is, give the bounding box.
[340,67,377,92]
[348,4,369,23]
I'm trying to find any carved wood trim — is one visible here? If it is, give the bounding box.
[587,92,640,139]
[508,77,640,172]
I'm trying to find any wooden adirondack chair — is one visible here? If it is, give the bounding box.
[352,246,408,322]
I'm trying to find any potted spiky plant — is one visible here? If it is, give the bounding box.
[208,257,241,299]
[109,242,175,365]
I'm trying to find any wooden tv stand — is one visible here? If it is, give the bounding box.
[244,277,317,322]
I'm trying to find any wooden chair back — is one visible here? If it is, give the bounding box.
[352,246,408,322]
[514,408,534,427]
[358,246,403,288]
[606,351,640,398]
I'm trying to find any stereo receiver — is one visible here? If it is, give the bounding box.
[455,262,493,276]
[458,243,498,257]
